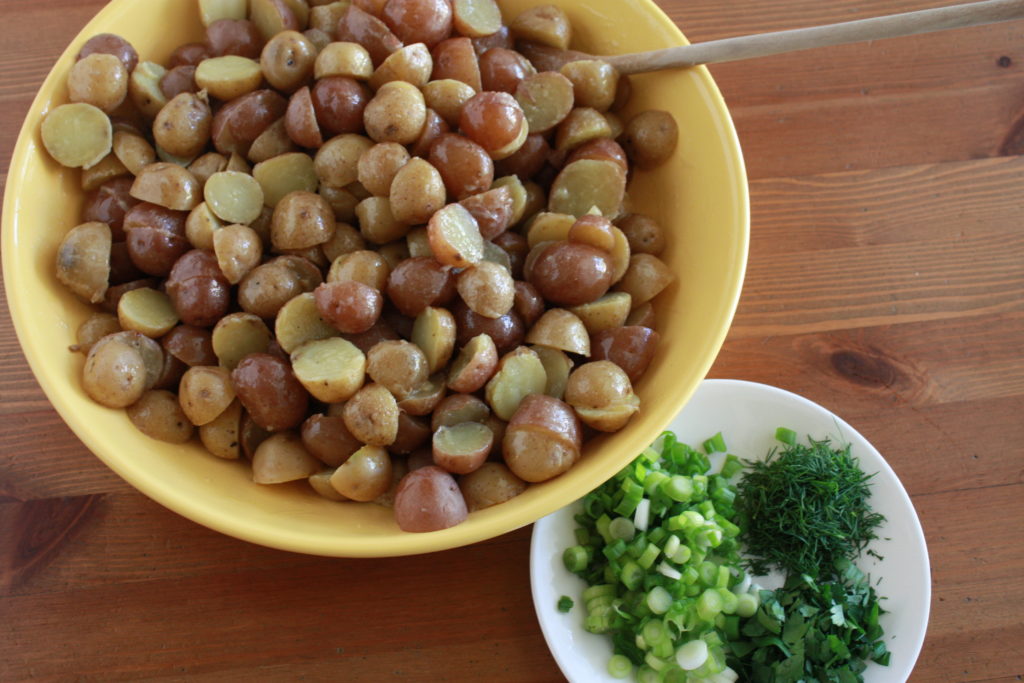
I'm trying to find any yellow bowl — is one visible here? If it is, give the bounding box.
[2,0,748,556]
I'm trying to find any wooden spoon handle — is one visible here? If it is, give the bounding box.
[526,0,1024,75]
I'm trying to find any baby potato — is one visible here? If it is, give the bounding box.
[369,42,433,89]
[314,280,384,334]
[129,61,169,118]
[163,325,217,367]
[212,312,273,370]
[199,0,249,26]
[252,151,318,206]
[509,4,571,50]
[357,142,409,196]
[337,5,403,67]
[564,360,639,432]
[55,221,112,304]
[484,345,547,421]
[248,118,297,163]
[127,389,194,443]
[512,280,544,327]
[567,291,632,335]
[78,33,139,74]
[395,373,446,416]
[330,445,393,501]
[625,302,656,329]
[198,398,244,459]
[327,249,391,289]
[355,196,407,244]
[389,158,446,225]
[452,0,502,38]
[615,213,666,256]
[69,53,128,113]
[567,213,616,253]
[363,81,427,144]
[422,79,475,127]
[458,462,527,512]
[391,412,433,455]
[554,107,612,154]
[284,86,323,148]
[524,308,591,356]
[411,306,457,373]
[322,222,366,260]
[615,254,675,306]
[271,190,336,250]
[315,41,374,79]
[459,186,514,241]
[213,223,262,284]
[260,30,317,92]
[41,103,112,169]
[252,432,322,484]
[559,60,619,113]
[309,469,349,501]
[393,465,468,532]
[79,153,128,193]
[302,413,364,466]
[204,171,265,225]
[71,312,121,354]
[117,286,179,337]
[291,336,367,402]
[237,260,304,318]
[456,260,515,319]
[366,339,429,398]
[431,393,490,431]
[195,56,263,101]
[275,291,341,353]
[231,352,310,431]
[153,92,212,160]
[514,71,574,134]
[427,203,484,268]
[185,203,223,250]
[446,332,498,394]
[131,162,202,211]
[621,110,679,170]
[590,325,661,383]
[528,240,612,307]
[531,344,573,400]
[82,334,148,408]
[179,365,236,426]
[433,421,493,474]
[502,394,581,483]
[343,382,399,446]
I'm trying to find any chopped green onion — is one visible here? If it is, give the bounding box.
[662,475,695,502]
[735,592,758,618]
[646,585,673,615]
[637,542,661,569]
[676,639,709,670]
[775,426,797,445]
[609,516,636,541]
[636,666,660,683]
[656,561,682,581]
[607,654,633,679]
[697,588,724,621]
[562,545,589,573]
[703,432,727,454]
[557,596,574,613]
[644,652,669,672]
[633,498,651,531]
[720,454,744,478]
[621,560,644,590]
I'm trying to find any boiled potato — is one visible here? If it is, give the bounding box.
[458,462,527,511]
[523,308,590,356]
[447,333,498,393]
[291,337,367,402]
[484,345,546,421]
[252,431,322,484]
[55,221,111,304]
[343,382,399,446]
[393,465,468,532]
[81,334,147,408]
[199,398,243,459]
[502,394,581,482]
[432,421,493,474]
[329,445,393,501]
[564,360,639,432]
[126,389,194,443]
[179,365,236,426]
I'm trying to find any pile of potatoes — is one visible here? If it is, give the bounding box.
[47,0,678,533]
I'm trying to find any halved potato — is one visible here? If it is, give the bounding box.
[524,308,590,356]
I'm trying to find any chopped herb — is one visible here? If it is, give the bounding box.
[736,437,885,578]
[727,560,890,682]
[557,596,574,613]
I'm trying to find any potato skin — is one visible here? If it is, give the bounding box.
[231,352,309,431]
[393,465,468,532]
[502,394,581,483]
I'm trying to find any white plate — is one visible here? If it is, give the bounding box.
[530,379,930,682]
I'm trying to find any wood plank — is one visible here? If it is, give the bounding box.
[715,312,1024,410]
[749,156,1024,254]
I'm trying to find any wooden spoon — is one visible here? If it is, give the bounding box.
[519,0,1024,74]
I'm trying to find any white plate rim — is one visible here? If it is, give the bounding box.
[530,378,931,682]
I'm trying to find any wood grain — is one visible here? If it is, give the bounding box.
[2,1,1023,682]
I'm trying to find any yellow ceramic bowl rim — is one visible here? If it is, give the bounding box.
[3,0,748,557]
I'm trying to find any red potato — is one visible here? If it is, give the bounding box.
[231,352,310,431]
[329,445,393,501]
[431,393,490,431]
[427,203,485,268]
[446,332,498,393]
[528,240,613,307]
[432,421,493,474]
[301,413,363,466]
[314,280,383,333]
[386,256,457,317]
[458,462,527,511]
[391,412,433,455]
[459,186,514,240]
[252,431,322,484]
[502,394,581,482]
[393,465,468,532]
[590,325,661,383]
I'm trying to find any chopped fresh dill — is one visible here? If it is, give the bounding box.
[736,437,885,579]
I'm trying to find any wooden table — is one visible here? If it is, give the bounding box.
[2,1,1022,680]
